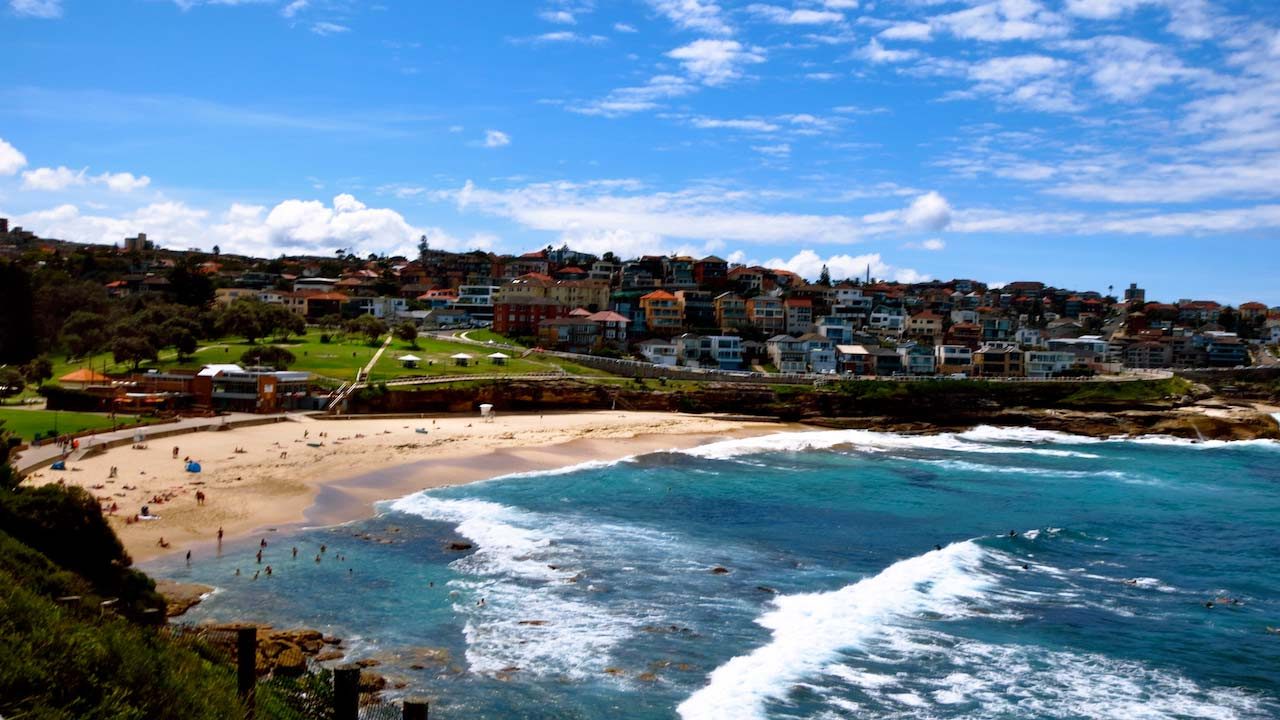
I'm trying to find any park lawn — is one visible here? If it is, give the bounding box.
[182,330,384,381]
[459,329,526,348]
[0,408,156,442]
[368,337,617,382]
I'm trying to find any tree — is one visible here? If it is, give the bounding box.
[0,261,38,364]
[240,345,296,370]
[21,356,53,386]
[417,234,430,260]
[111,336,158,370]
[262,304,305,341]
[166,260,215,308]
[344,315,388,344]
[212,245,221,256]
[818,264,832,287]
[394,321,419,348]
[216,299,269,343]
[171,330,198,361]
[62,310,110,358]
[0,367,24,399]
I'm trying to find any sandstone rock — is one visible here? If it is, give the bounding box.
[710,566,730,575]
[445,540,474,551]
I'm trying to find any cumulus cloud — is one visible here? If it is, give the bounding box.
[483,129,511,148]
[646,0,731,35]
[569,75,696,116]
[22,166,87,191]
[0,137,27,175]
[9,0,62,18]
[310,21,349,36]
[95,171,151,192]
[747,4,844,25]
[763,249,929,284]
[865,191,953,231]
[667,39,765,86]
[20,165,153,192]
[11,194,493,258]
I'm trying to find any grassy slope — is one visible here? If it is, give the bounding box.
[0,409,157,442]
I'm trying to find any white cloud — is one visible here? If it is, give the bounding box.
[858,38,919,64]
[18,163,152,193]
[763,249,929,284]
[753,143,791,157]
[95,171,152,193]
[310,21,349,36]
[691,117,780,132]
[21,166,87,191]
[879,21,932,41]
[9,0,62,18]
[934,0,1068,42]
[12,194,491,257]
[747,4,844,25]
[646,0,731,35]
[483,129,511,148]
[518,31,608,44]
[440,179,952,247]
[1060,35,1206,102]
[667,39,765,85]
[906,237,946,250]
[280,0,307,18]
[0,137,27,175]
[569,75,696,116]
[540,9,575,24]
[614,22,638,32]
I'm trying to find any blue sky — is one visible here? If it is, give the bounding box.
[1,0,1277,304]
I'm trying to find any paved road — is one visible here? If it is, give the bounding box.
[13,412,290,475]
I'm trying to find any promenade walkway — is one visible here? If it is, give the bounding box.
[12,412,291,476]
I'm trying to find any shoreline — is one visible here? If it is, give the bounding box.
[22,411,786,565]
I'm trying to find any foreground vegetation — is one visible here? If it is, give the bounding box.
[0,408,157,443]
[0,427,329,719]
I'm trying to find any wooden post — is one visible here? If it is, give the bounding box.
[403,698,429,720]
[334,665,360,720]
[236,627,257,720]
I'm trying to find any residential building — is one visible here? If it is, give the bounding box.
[905,311,943,343]
[935,345,973,374]
[693,256,729,289]
[746,295,785,335]
[784,298,814,334]
[1014,327,1044,348]
[640,290,683,335]
[1123,341,1172,369]
[767,335,808,374]
[797,333,837,373]
[675,289,716,330]
[587,310,630,345]
[816,316,855,344]
[973,342,1024,377]
[538,317,600,353]
[713,292,748,330]
[1025,350,1076,378]
[637,338,677,366]
[675,334,744,370]
[897,344,937,375]
[493,296,566,336]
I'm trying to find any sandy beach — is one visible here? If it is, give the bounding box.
[21,411,784,563]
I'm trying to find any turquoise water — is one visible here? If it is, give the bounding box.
[153,426,1280,719]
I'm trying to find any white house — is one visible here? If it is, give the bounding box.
[868,305,906,334]
[638,338,678,366]
[1025,350,1076,378]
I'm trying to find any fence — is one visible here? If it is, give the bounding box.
[161,625,431,720]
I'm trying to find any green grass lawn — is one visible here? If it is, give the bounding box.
[367,337,615,382]
[0,408,155,442]
[36,328,619,393]
[458,329,527,348]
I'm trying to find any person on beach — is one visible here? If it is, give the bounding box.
[157,537,170,548]
[217,527,223,542]
[292,547,298,558]
[172,446,179,459]
[256,549,263,564]
[186,550,191,564]
[265,566,273,576]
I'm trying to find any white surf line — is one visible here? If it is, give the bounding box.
[677,540,998,720]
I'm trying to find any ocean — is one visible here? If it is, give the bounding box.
[151,425,1280,719]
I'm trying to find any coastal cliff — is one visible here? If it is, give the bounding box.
[347,376,1280,442]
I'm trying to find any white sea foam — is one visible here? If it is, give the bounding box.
[388,494,661,677]
[957,425,1103,445]
[486,456,638,481]
[681,429,1101,461]
[920,459,1141,482]
[824,638,1272,719]
[677,541,998,720]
